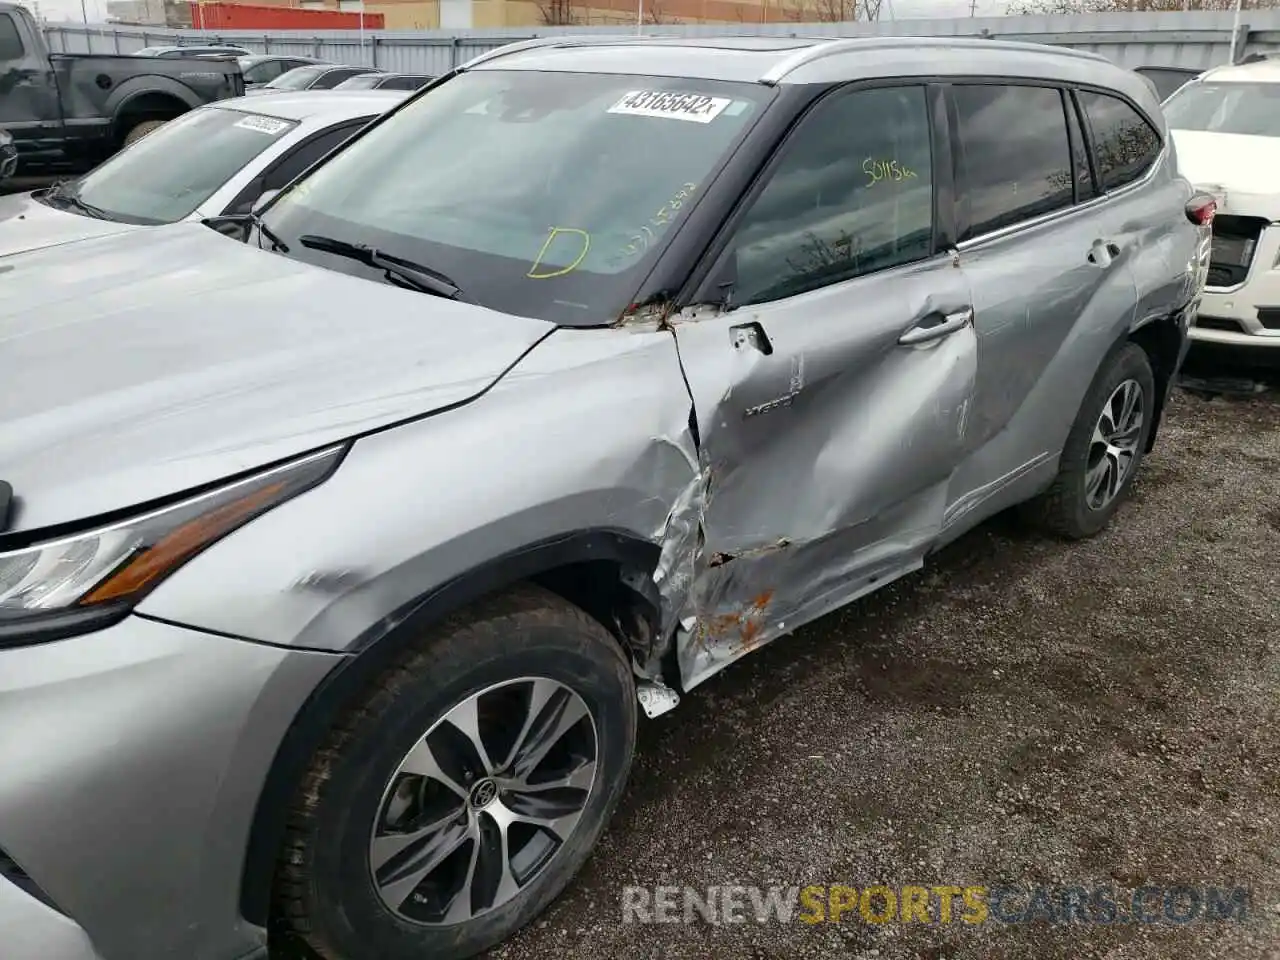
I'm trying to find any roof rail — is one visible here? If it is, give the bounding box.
[757,37,846,85]
[758,34,1110,85]
[458,35,638,71]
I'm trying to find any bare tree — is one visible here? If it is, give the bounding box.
[784,0,883,21]
[644,0,675,23]
[537,0,579,25]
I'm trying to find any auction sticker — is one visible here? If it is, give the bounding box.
[607,90,731,124]
[234,115,292,135]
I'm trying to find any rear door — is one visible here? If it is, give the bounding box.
[941,80,1138,527]
[671,82,977,689]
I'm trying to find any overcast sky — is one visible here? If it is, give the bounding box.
[18,0,1012,29]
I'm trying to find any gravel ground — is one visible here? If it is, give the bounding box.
[480,374,1280,960]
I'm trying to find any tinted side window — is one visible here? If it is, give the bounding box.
[952,84,1073,240]
[243,61,281,84]
[0,14,24,60]
[381,75,430,91]
[729,85,934,306]
[1078,91,1161,192]
[264,122,362,189]
[313,69,365,89]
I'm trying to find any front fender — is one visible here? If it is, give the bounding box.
[135,325,699,651]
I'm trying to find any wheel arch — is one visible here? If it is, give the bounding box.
[239,527,663,927]
[108,82,199,143]
[1128,311,1186,452]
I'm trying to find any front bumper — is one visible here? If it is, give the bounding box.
[1194,220,1280,349]
[0,615,342,960]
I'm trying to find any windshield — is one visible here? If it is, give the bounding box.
[263,71,769,324]
[267,66,328,91]
[1163,81,1280,137]
[61,107,298,224]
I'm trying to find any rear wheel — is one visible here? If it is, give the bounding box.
[274,585,637,960]
[122,119,166,146]
[1021,342,1155,539]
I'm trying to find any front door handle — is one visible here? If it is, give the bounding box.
[1088,238,1122,267]
[898,306,974,346]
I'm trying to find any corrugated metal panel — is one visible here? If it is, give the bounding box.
[190,3,386,31]
[43,10,1280,73]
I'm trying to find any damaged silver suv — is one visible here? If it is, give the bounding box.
[0,35,1207,960]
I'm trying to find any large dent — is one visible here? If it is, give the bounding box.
[646,289,976,693]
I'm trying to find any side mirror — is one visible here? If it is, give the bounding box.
[252,188,281,215]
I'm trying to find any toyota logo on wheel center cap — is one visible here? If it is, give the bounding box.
[469,778,498,809]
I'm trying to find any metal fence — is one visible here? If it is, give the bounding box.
[42,9,1280,76]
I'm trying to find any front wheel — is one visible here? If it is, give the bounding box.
[274,585,637,960]
[1021,342,1155,539]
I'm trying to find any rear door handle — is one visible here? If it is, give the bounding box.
[898,306,974,346]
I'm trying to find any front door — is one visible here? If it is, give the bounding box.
[0,10,60,162]
[671,82,977,690]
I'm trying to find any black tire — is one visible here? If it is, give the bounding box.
[1020,342,1156,540]
[122,119,166,147]
[274,585,637,960]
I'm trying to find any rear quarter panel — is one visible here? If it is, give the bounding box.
[54,54,242,121]
[1125,140,1202,326]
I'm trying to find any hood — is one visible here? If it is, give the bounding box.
[1170,130,1280,221]
[0,192,145,258]
[0,223,554,533]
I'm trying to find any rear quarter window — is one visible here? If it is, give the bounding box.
[1078,91,1162,192]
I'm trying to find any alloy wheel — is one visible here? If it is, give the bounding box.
[1085,378,1144,511]
[369,677,599,925]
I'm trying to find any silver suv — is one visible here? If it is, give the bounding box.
[0,35,1207,960]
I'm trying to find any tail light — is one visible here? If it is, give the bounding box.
[1186,194,1217,226]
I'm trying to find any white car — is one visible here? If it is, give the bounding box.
[0,90,407,259]
[1164,55,1280,351]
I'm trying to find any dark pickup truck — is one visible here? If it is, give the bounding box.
[0,3,243,175]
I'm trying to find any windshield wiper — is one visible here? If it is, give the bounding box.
[43,180,115,221]
[201,212,289,253]
[298,234,465,301]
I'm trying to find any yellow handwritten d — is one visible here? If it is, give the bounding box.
[527,227,591,279]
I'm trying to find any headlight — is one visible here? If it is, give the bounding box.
[0,444,343,640]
